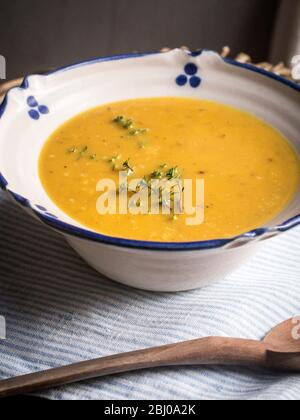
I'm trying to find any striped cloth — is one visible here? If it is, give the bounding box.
[0,190,300,400]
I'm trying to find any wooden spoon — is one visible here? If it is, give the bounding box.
[0,317,299,398]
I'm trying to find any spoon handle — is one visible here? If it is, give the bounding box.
[0,337,266,398]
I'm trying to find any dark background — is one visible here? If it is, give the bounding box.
[0,0,280,79]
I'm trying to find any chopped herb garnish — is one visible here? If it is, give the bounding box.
[123,119,134,129]
[113,115,149,137]
[150,169,163,180]
[113,115,125,124]
[166,166,181,180]
[68,145,97,162]
[77,146,88,160]
[129,128,148,136]
[108,154,121,163]
[122,159,134,176]
[105,154,122,171]
[114,162,183,218]
[113,115,133,129]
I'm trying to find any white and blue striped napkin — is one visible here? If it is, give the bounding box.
[0,190,300,400]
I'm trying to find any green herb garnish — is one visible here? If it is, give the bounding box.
[150,169,163,180]
[129,128,148,136]
[108,154,121,163]
[114,163,183,218]
[166,166,181,180]
[122,159,134,176]
[67,145,101,163]
[113,115,133,129]
[106,154,121,171]
[113,115,124,124]
[77,146,89,160]
[113,115,148,137]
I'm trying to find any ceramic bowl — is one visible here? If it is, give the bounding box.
[0,49,300,292]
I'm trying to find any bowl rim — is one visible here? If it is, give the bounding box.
[0,49,300,251]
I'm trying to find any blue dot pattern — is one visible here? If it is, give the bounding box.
[184,63,198,76]
[176,61,202,88]
[27,96,50,120]
[27,96,38,108]
[38,105,49,115]
[28,109,40,120]
[190,76,201,88]
[176,75,188,86]
[189,50,203,57]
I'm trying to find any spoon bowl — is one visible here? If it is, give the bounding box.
[264,317,300,352]
[263,318,300,372]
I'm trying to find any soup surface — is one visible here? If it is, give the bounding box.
[39,97,300,242]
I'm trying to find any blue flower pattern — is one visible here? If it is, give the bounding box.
[27,96,49,120]
[176,62,201,88]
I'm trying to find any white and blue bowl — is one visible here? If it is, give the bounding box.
[0,49,300,291]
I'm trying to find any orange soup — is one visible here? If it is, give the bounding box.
[39,98,300,242]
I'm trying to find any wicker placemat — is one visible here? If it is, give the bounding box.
[0,47,298,101]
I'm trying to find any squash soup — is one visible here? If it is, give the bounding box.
[39,98,300,242]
